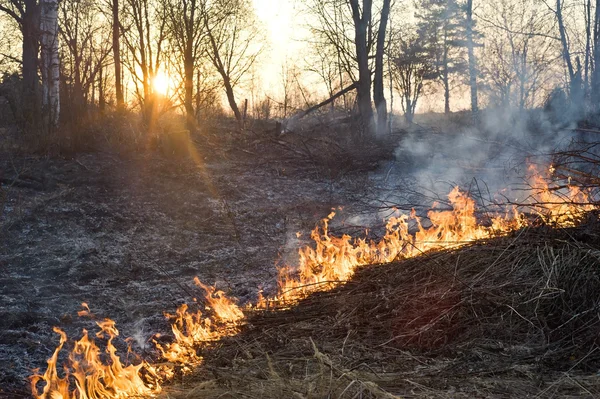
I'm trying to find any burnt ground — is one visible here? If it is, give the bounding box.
[1,116,589,398]
[0,139,379,397]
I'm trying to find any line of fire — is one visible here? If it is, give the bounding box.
[2,1,600,398]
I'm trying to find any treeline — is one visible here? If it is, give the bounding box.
[306,0,600,128]
[1,0,600,142]
[0,0,262,136]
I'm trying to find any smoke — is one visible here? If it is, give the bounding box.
[384,106,586,210]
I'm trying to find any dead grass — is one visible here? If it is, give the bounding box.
[164,217,600,398]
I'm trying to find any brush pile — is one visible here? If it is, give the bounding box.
[171,218,600,398]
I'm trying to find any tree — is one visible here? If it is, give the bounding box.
[305,0,358,111]
[202,0,263,128]
[306,0,393,136]
[465,0,479,116]
[60,0,112,120]
[591,0,600,107]
[349,0,374,132]
[374,0,391,134]
[478,0,558,110]
[0,0,40,127]
[162,0,206,129]
[112,0,124,108]
[416,0,468,114]
[391,35,436,124]
[39,0,58,126]
[121,0,168,125]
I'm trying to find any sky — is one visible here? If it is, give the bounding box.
[251,0,309,94]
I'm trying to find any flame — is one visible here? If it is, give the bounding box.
[193,277,245,324]
[526,165,595,227]
[31,280,245,398]
[267,168,597,306]
[153,278,244,376]
[30,322,160,399]
[31,165,597,397]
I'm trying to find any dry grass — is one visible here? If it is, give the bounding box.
[163,217,600,398]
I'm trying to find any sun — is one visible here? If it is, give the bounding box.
[152,71,170,96]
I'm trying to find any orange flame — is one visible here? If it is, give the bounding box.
[31,165,597,397]
[266,168,596,306]
[154,278,244,375]
[30,321,160,399]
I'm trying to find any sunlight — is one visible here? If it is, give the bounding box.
[152,71,170,96]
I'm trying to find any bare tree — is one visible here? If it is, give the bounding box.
[591,0,600,106]
[112,0,124,108]
[162,0,206,129]
[203,0,263,128]
[0,0,40,126]
[121,0,168,124]
[306,0,393,135]
[60,0,112,119]
[349,0,375,132]
[374,0,391,134]
[478,0,558,110]
[391,35,436,124]
[466,0,479,116]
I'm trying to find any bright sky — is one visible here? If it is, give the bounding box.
[252,0,308,93]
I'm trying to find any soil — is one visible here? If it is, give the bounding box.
[0,141,376,397]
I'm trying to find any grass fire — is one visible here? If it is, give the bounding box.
[4,0,600,397]
[26,162,600,398]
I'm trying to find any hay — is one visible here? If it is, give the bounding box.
[168,219,600,398]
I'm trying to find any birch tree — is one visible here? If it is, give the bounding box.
[39,0,58,126]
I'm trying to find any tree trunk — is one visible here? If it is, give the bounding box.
[466,0,479,117]
[295,83,358,120]
[585,0,591,98]
[223,74,242,126]
[204,13,243,128]
[349,0,375,135]
[590,0,600,107]
[112,0,124,108]
[21,0,40,127]
[40,0,60,127]
[443,71,450,114]
[99,62,105,112]
[443,24,450,114]
[405,98,414,124]
[373,0,391,136]
[557,0,575,81]
[184,44,195,129]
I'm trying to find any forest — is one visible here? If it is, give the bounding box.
[2,0,600,398]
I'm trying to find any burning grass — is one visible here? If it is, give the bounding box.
[174,221,600,398]
[265,165,597,307]
[29,164,600,398]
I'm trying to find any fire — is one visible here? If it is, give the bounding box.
[30,165,597,398]
[193,277,245,323]
[527,165,596,227]
[32,280,245,399]
[267,167,597,306]
[153,279,244,376]
[30,321,160,399]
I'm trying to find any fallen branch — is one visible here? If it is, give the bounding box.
[291,83,357,121]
